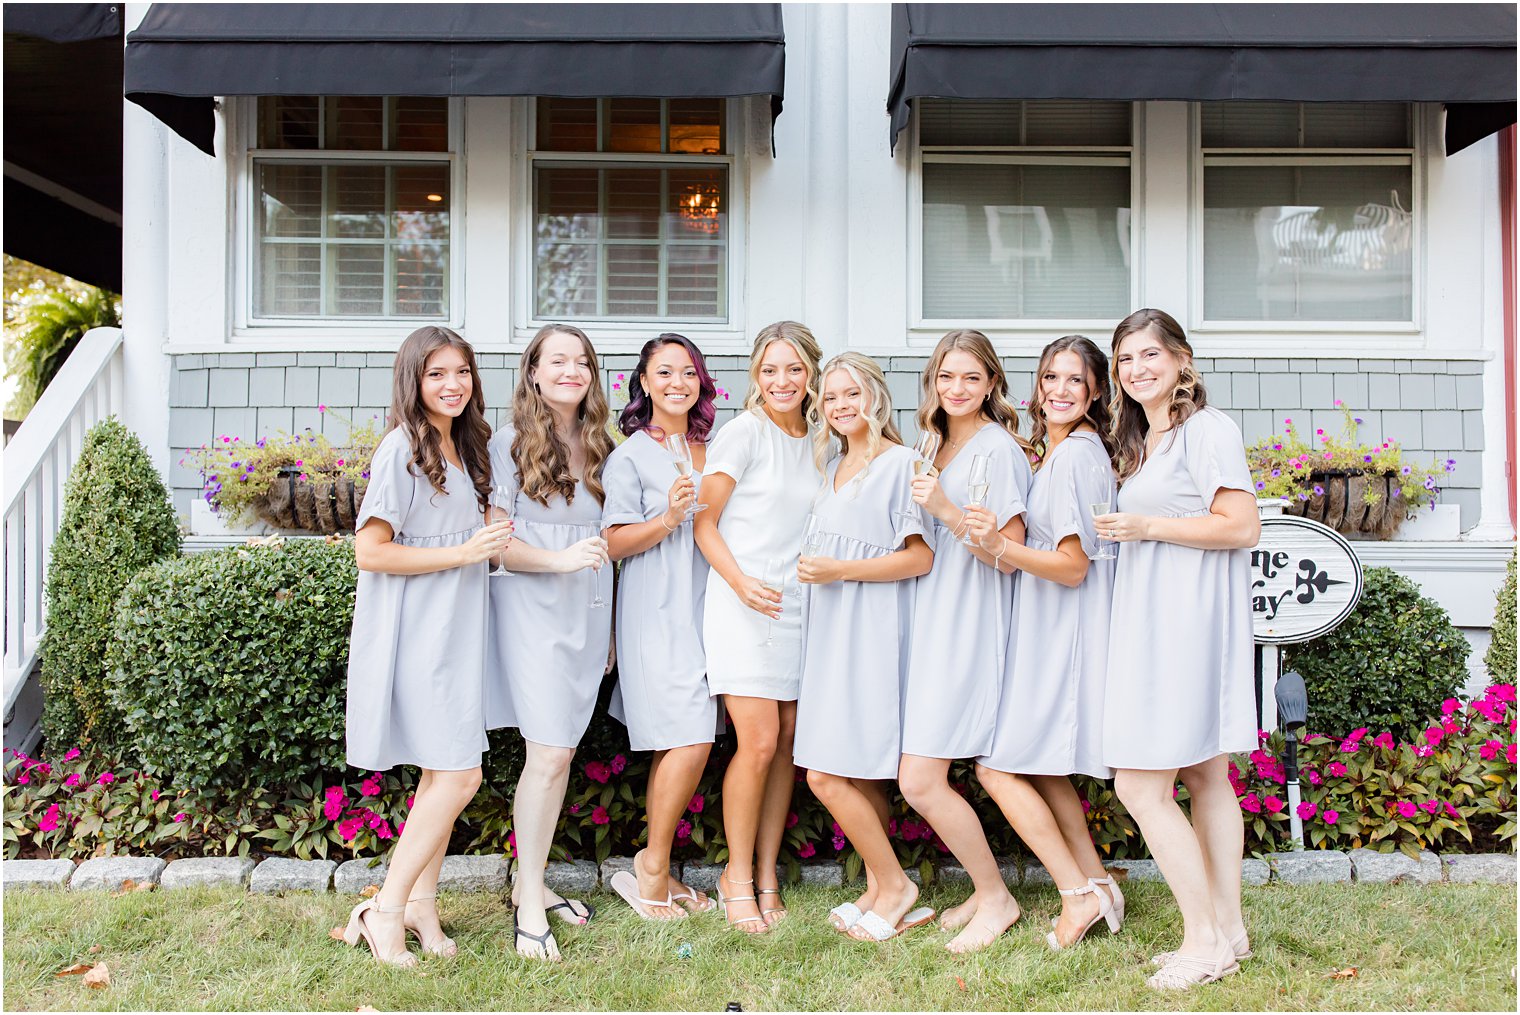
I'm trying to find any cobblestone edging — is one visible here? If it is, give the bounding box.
[4,850,1514,893]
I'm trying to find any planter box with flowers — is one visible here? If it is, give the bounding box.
[1247,404,1455,540]
[184,409,382,535]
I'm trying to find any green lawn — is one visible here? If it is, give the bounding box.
[3,881,1515,1011]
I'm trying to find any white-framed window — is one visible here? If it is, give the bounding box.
[525,97,737,327]
[1197,101,1417,328]
[240,96,459,326]
[911,99,1136,329]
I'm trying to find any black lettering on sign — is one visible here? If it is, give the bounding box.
[1293,558,1347,605]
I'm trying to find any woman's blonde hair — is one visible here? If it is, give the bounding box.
[1107,308,1208,483]
[742,320,823,434]
[510,324,615,506]
[813,352,902,474]
[914,329,1033,456]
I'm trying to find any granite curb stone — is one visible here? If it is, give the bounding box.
[1441,853,1516,884]
[334,858,388,894]
[1349,848,1442,885]
[438,854,509,892]
[521,860,599,894]
[3,858,75,890]
[1242,859,1271,885]
[677,862,723,893]
[161,857,257,889]
[1270,850,1352,884]
[71,856,167,891]
[1107,859,1164,882]
[250,858,335,893]
[600,856,678,884]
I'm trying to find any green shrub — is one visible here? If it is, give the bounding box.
[106,538,355,791]
[1284,566,1470,739]
[40,417,181,749]
[1485,553,1516,682]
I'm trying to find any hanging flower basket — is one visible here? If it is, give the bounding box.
[1283,469,1403,539]
[255,466,369,535]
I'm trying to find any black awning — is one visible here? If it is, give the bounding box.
[889,3,1517,155]
[125,3,786,155]
[3,3,122,43]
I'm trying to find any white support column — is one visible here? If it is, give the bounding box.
[1469,134,1516,542]
[798,2,851,354]
[121,3,173,478]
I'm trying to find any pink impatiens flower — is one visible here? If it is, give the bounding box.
[323,786,348,821]
[1321,809,1340,824]
[591,806,610,826]
[173,811,189,823]
[1441,697,1462,716]
[1239,793,1262,814]
[1419,800,1440,815]
[63,773,83,788]
[675,819,692,843]
[150,789,160,801]
[1326,761,1347,777]
[610,754,627,775]
[37,803,62,832]
[1296,801,1317,820]
[1372,732,1395,750]
[687,794,705,814]
[1396,801,1418,819]
[585,761,611,784]
[359,774,383,797]
[1479,739,1503,760]
[96,772,115,785]
[63,748,81,761]
[1424,727,1445,747]
[785,812,798,829]
[1263,796,1284,814]
[797,841,816,859]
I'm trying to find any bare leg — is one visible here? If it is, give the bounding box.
[899,754,1020,953]
[1030,776,1110,882]
[512,742,575,960]
[718,695,779,933]
[1114,767,1225,961]
[754,700,797,924]
[1178,756,1247,947]
[367,767,481,962]
[808,771,917,931]
[976,765,1098,946]
[399,770,452,952]
[639,742,712,919]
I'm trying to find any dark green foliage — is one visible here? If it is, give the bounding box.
[1284,566,1471,738]
[40,417,181,749]
[4,286,119,418]
[106,539,356,791]
[1484,553,1515,683]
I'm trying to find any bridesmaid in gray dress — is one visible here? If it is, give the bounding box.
[485,324,614,962]
[1094,309,1260,990]
[601,334,720,920]
[974,336,1124,952]
[795,353,935,942]
[900,330,1034,954]
[343,326,513,967]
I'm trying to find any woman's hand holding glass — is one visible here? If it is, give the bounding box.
[663,473,697,528]
[796,555,845,585]
[459,520,516,567]
[910,472,956,521]
[734,572,783,620]
[1091,511,1151,543]
[555,535,611,574]
[961,504,1002,551]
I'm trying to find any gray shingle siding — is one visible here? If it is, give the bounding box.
[167,353,1488,530]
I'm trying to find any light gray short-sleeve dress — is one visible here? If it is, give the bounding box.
[980,431,1116,778]
[1103,407,1258,770]
[602,431,718,751]
[346,427,490,772]
[902,424,1034,760]
[701,410,820,702]
[484,426,613,750]
[795,445,929,780]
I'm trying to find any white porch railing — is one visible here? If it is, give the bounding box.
[3,327,125,727]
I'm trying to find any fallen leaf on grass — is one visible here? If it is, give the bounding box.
[1104,867,1130,884]
[82,963,111,989]
[356,1006,379,1011]
[360,885,380,898]
[112,879,136,896]
[329,926,348,941]
[55,963,93,977]
[88,944,103,954]
[134,881,157,892]
[955,977,966,992]
[1328,967,1359,980]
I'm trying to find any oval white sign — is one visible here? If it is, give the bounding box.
[1251,516,1364,644]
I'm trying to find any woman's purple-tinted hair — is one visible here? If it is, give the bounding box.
[617,333,718,444]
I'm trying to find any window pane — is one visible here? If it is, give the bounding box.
[537,98,599,151]
[921,163,1130,319]
[259,164,322,237]
[608,98,662,152]
[392,166,450,242]
[330,244,385,316]
[668,99,724,154]
[1203,164,1413,321]
[919,99,1130,147]
[259,243,320,315]
[258,96,319,149]
[326,97,384,150]
[394,243,448,317]
[1203,102,1409,148]
[389,97,449,152]
[329,165,386,238]
[534,164,727,320]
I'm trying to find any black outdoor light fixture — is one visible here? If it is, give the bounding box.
[1276,670,1309,849]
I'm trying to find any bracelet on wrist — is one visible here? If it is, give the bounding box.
[660,512,677,532]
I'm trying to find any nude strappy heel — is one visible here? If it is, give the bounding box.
[1090,874,1125,933]
[1045,881,1112,951]
[342,898,418,968]
[405,894,457,958]
[717,867,768,934]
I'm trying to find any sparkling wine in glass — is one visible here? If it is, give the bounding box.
[761,556,785,647]
[664,432,707,515]
[961,454,990,546]
[489,485,515,577]
[801,513,824,558]
[911,431,941,476]
[1089,465,1118,560]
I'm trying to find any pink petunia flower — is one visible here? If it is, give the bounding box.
[591,805,610,825]
[687,794,705,814]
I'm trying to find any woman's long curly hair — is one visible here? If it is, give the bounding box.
[742,320,824,433]
[915,329,1033,456]
[387,326,492,510]
[813,352,902,475]
[1108,308,1209,483]
[617,333,719,444]
[511,324,615,507]
[1028,335,1116,468]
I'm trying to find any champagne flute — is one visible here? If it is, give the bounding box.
[898,431,941,530]
[761,556,785,647]
[801,513,824,557]
[664,432,707,515]
[961,453,990,547]
[585,524,607,608]
[1089,465,1118,560]
[489,485,515,577]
